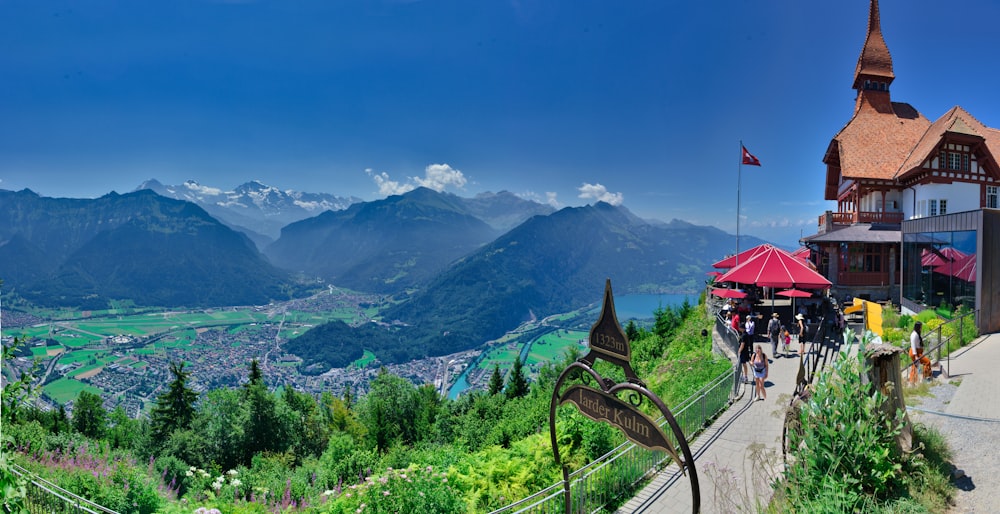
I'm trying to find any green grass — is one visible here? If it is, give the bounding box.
[57,350,106,365]
[352,350,377,369]
[42,378,103,405]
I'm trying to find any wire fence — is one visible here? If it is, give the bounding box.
[11,464,120,514]
[489,368,733,514]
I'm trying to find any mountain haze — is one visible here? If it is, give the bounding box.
[265,187,508,294]
[136,179,362,245]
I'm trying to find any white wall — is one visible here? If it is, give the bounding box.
[907,182,980,218]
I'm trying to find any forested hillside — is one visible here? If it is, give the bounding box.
[2,299,729,513]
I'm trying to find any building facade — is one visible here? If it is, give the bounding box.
[802,0,999,333]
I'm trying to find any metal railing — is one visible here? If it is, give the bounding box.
[900,308,979,380]
[490,368,733,514]
[11,464,120,514]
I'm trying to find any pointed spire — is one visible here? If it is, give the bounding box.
[852,0,895,112]
[852,0,894,90]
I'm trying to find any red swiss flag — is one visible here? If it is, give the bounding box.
[741,145,761,166]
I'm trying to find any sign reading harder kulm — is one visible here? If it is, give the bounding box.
[548,279,700,513]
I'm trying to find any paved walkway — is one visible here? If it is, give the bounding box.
[618,331,1000,513]
[908,332,1000,513]
[617,338,806,513]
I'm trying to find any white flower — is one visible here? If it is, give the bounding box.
[185,470,193,477]
[230,479,242,488]
[226,469,238,476]
[211,481,223,490]
[189,466,197,472]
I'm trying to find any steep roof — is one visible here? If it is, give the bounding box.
[827,101,930,183]
[895,106,1000,181]
[852,0,894,89]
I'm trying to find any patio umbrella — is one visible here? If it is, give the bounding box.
[920,247,967,267]
[712,244,774,269]
[934,252,976,283]
[716,245,832,290]
[706,270,723,278]
[711,288,747,299]
[777,288,813,321]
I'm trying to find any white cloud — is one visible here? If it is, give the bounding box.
[366,164,467,197]
[413,163,467,192]
[577,183,623,206]
[516,190,561,209]
[183,181,223,196]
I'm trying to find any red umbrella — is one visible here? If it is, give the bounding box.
[716,245,832,289]
[777,288,813,322]
[790,246,811,260]
[934,252,976,283]
[711,288,747,299]
[921,247,967,267]
[706,271,723,278]
[712,244,773,269]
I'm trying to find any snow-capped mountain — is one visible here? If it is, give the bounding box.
[136,179,362,244]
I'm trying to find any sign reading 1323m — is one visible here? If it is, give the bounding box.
[589,280,631,363]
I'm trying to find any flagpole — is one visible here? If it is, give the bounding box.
[736,140,742,267]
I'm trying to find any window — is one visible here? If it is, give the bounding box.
[845,243,883,273]
[939,199,947,215]
[988,186,998,209]
[929,199,938,217]
[917,200,926,218]
[940,144,971,171]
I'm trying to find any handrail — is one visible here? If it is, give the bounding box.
[490,368,733,513]
[12,463,120,514]
[900,309,979,379]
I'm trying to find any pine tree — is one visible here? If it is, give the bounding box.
[246,358,264,388]
[72,390,106,439]
[625,320,640,342]
[488,364,504,396]
[505,357,529,399]
[150,362,198,443]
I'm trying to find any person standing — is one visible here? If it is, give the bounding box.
[795,313,806,354]
[751,345,768,401]
[909,321,932,384]
[767,312,782,357]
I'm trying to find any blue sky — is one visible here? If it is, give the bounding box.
[3,0,1000,246]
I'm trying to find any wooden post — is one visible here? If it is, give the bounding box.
[863,343,912,453]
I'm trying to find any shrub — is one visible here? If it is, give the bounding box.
[783,352,905,508]
[324,464,463,514]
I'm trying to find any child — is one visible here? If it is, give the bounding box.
[783,329,791,354]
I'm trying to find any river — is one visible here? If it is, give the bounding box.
[446,293,698,399]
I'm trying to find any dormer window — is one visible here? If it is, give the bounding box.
[939,144,971,171]
[863,80,888,91]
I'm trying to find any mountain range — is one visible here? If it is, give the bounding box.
[0,183,766,369]
[0,189,292,309]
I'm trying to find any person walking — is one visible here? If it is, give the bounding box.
[751,345,768,401]
[738,329,753,384]
[767,312,782,357]
[909,321,932,384]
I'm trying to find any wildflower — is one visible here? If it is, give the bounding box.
[211,481,223,490]
[189,466,197,472]
[322,490,336,496]
[231,478,242,488]
[227,469,238,476]
[383,490,390,496]
[185,470,194,477]
[419,492,425,497]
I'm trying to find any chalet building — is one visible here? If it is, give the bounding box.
[802,0,1000,333]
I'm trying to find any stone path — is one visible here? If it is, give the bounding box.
[617,339,806,513]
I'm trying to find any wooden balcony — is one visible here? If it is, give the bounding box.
[818,211,903,226]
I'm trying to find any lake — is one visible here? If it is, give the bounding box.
[446,293,697,399]
[606,293,698,321]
